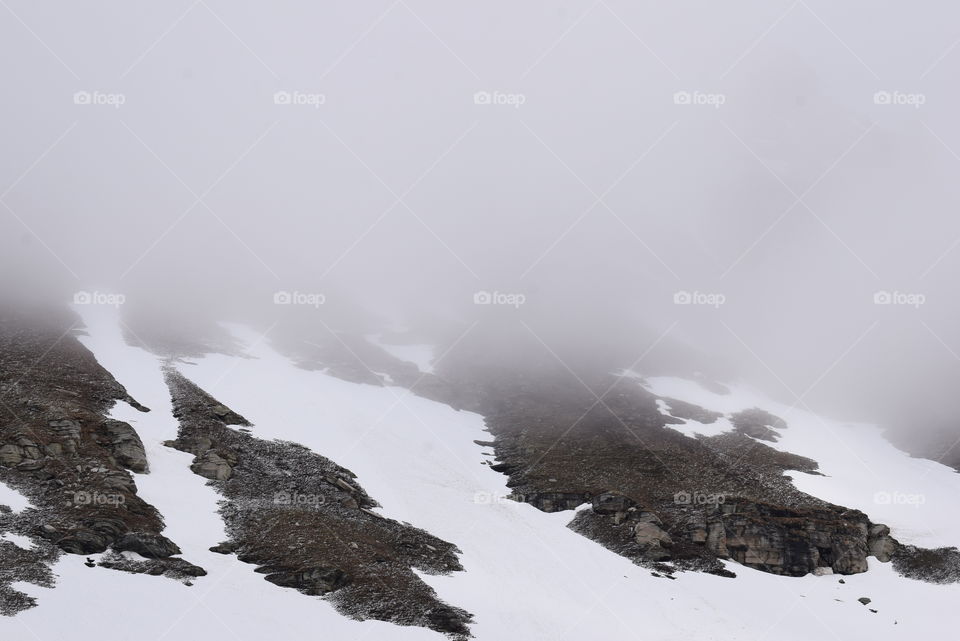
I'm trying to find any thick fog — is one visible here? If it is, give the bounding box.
[3,1,960,443]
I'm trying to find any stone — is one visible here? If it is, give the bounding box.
[858,597,871,605]
[0,444,23,466]
[100,420,149,473]
[114,532,182,559]
[591,491,635,515]
[192,451,233,480]
[264,566,350,596]
[868,524,896,563]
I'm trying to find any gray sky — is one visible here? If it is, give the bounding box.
[3,1,960,434]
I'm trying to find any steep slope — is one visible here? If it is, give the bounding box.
[163,368,472,637]
[3,310,960,640]
[0,308,202,616]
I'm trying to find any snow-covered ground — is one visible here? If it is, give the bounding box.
[643,376,960,549]
[0,481,30,513]
[4,310,960,640]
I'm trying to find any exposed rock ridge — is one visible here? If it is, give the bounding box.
[0,309,203,615]
[162,367,473,639]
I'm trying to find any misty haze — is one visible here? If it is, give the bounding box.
[1,2,959,640]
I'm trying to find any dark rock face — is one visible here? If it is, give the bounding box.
[113,532,182,559]
[0,308,202,615]
[730,408,788,442]
[95,420,148,473]
[263,566,350,595]
[892,545,960,583]
[163,368,473,639]
[661,398,723,425]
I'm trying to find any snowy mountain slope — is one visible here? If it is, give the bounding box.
[3,307,959,640]
[642,376,960,550]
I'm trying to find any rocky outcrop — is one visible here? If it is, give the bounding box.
[95,420,148,473]
[0,308,202,615]
[730,408,787,442]
[163,368,473,639]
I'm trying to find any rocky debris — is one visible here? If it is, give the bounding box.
[661,398,723,424]
[868,524,897,562]
[95,420,148,473]
[262,565,350,595]
[163,368,473,639]
[96,551,206,580]
[113,532,181,559]
[632,512,674,561]
[386,345,955,583]
[859,597,872,605]
[729,408,788,442]
[0,308,201,615]
[892,545,960,583]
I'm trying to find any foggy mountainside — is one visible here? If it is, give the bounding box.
[3,2,960,640]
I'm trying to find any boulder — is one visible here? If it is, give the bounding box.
[264,566,350,596]
[114,532,182,558]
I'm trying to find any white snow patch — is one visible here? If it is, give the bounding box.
[6,313,960,641]
[1,533,33,549]
[641,375,960,549]
[0,481,31,512]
